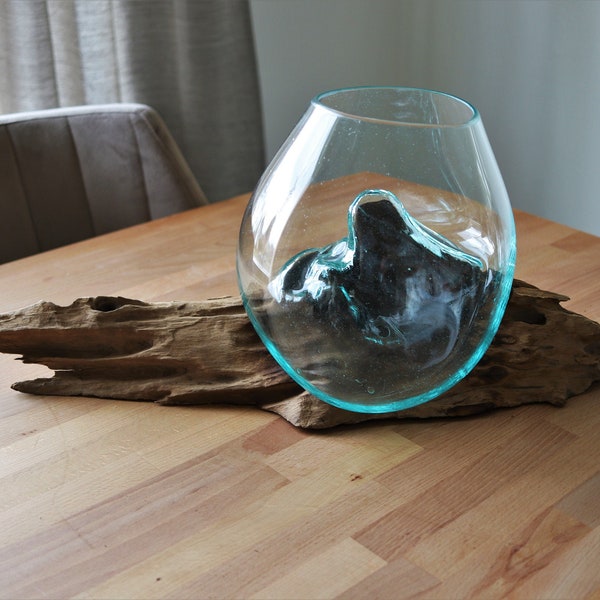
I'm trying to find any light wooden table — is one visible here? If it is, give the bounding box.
[0,193,599,599]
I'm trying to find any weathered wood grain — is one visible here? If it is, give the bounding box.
[1,279,597,429]
[0,295,297,405]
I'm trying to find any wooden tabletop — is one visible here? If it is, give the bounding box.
[0,193,598,599]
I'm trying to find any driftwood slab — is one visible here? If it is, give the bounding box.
[0,279,598,429]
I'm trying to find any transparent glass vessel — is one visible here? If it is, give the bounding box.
[237,86,516,413]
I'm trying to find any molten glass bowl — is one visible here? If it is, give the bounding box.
[237,86,516,413]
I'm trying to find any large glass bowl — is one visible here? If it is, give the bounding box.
[237,86,516,413]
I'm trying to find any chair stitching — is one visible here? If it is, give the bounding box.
[3,126,42,253]
[65,115,96,234]
[137,108,207,206]
[129,113,152,222]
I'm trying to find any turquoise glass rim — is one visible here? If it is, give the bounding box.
[313,85,481,129]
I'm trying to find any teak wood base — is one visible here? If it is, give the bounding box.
[0,279,598,429]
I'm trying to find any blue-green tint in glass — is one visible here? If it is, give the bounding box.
[237,86,516,413]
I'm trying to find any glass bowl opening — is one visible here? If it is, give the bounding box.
[315,86,478,128]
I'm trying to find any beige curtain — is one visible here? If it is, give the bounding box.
[0,0,265,202]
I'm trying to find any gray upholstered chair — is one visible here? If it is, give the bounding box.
[0,104,208,264]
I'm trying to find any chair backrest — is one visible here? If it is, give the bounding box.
[0,103,208,263]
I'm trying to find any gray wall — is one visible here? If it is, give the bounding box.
[250,0,600,236]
